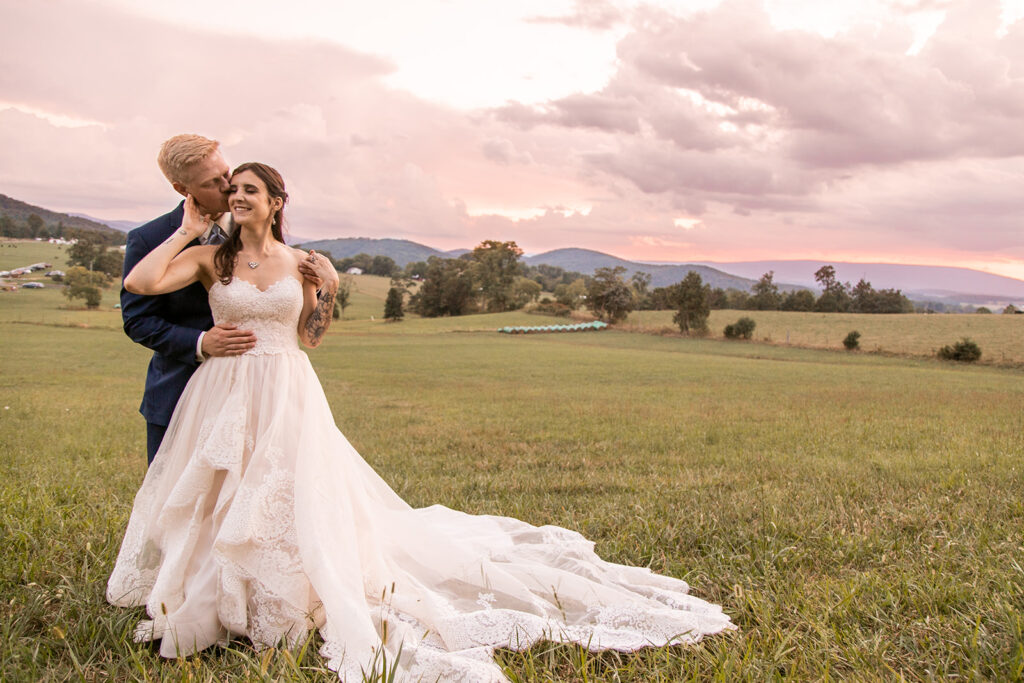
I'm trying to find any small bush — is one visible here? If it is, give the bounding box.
[723,316,756,340]
[529,302,572,317]
[975,307,992,314]
[937,338,982,362]
[843,330,861,350]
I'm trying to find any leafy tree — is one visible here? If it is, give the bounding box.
[669,271,710,334]
[67,236,123,277]
[630,271,653,309]
[843,330,861,350]
[748,271,781,310]
[471,240,523,312]
[1003,304,1018,315]
[781,289,815,311]
[522,263,587,292]
[554,278,587,309]
[586,266,634,323]
[384,286,405,321]
[647,286,673,310]
[975,307,992,314]
[848,278,912,313]
[814,265,850,312]
[63,266,110,309]
[849,278,876,312]
[725,288,750,310]
[631,271,651,293]
[27,213,44,238]
[409,256,476,317]
[404,260,428,279]
[513,277,542,307]
[334,275,353,319]
[708,287,728,309]
[874,288,914,313]
[336,253,374,273]
[370,255,399,277]
[814,265,838,292]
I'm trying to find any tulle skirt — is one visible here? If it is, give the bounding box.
[108,349,733,681]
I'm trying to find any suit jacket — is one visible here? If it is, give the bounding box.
[121,201,214,426]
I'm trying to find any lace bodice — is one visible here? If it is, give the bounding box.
[209,277,302,355]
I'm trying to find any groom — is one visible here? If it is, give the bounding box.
[121,134,257,465]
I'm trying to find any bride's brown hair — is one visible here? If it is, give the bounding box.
[215,162,289,285]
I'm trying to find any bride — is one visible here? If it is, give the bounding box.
[108,162,734,681]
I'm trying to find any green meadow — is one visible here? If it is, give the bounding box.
[623,310,1024,366]
[2,239,1023,680]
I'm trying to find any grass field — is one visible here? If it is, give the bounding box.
[623,309,1024,366]
[2,255,1024,681]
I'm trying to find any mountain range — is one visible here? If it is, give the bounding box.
[0,194,124,240]
[301,238,761,291]
[686,260,1024,304]
[300,237,1024,303]
[4,192,1022,304]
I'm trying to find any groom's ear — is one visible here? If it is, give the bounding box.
[171,180,188,197]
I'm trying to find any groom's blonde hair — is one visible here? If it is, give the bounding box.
[157,134,221,185]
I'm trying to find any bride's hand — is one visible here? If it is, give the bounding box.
[299,250,340,293]
[181,195,211,240]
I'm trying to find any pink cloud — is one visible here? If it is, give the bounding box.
[0,0,1021,278]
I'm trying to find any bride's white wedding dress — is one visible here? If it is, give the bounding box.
[107,275,733,682]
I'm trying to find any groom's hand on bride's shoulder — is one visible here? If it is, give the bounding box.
[202,323,257,357]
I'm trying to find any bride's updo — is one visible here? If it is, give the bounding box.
[215,162,289,285]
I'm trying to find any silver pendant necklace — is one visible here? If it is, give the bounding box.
[247,261,259,269]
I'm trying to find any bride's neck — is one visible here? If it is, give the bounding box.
[239,222,279,255]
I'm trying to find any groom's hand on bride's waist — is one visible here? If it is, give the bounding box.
[201,323,257,358]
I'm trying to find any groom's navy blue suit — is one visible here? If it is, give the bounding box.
[121,201,213,464]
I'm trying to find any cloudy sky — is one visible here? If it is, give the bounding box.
[2,0,1023,278]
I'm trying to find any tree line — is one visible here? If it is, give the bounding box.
[588,265,913,331]
[61,235,126,308]
[331,240,918,325]
[645,265,915,316]
[0,212,126,244]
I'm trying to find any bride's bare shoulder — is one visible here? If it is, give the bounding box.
[285,246,310,264]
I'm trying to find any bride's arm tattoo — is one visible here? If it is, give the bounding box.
[304,288,336,346]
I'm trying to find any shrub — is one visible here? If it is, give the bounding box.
[975,307,992,314]
[842,330,861,350]
[937,338,982,362]
[529,302,572,317]
[723,316,756,340]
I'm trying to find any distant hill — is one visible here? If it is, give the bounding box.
[687,260,1024,304]
[298,237,448,267]
[68,213,142,233]
[524,248,762,291]
[1,194,124,242]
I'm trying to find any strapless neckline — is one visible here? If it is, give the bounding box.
[211,277,302,294]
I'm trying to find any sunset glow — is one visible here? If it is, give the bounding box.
[1,0,1022,280]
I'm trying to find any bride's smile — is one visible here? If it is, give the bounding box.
[229,170,280,228]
